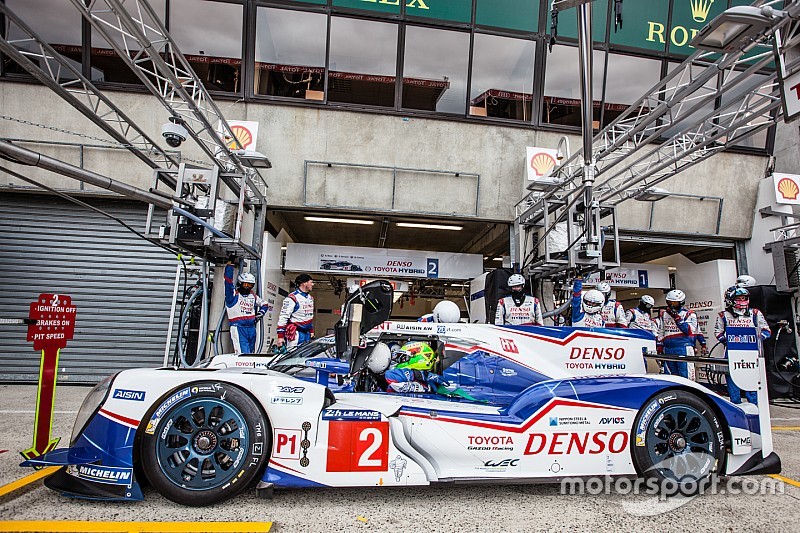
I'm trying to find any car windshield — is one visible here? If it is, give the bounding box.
[268,336,338,374]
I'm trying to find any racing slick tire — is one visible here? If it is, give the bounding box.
[631,389,725,494]
[140,382,270,506]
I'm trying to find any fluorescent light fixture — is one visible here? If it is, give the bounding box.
[689,6,775,53]
[280,246,287,250]
[304,216,374,225]
[395,222,463,231]
[493,257,504,262]
[233,149,272,169]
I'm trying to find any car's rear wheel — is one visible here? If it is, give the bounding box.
[141,382,269,506]
[631,389,725,493]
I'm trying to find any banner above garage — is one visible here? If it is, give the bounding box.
[584,262,671,289]
[285,243,483,280]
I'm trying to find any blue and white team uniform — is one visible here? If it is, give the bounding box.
[224,265,267,354]
[714,308,770,404]
[571,279,605,328]
[626,307,657,336]
[277,289,315,349]
[601,299,628,328]
[657,308,699,378]
[495,295,543,326]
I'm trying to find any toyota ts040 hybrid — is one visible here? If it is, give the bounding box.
[23,281,780,506]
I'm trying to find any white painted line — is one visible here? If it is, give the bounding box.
[0,411,77,414]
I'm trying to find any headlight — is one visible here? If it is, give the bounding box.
[71,374,115,445]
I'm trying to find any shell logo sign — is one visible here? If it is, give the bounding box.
[526,147,559,181]
[217,120,259,153]
[774,173,800,205]
[225,124,253,150]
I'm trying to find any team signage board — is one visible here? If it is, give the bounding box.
[584,262,670,288]
[286,243,482,280]
[773,173,800,205]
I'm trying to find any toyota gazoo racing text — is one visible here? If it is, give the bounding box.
[22,281,779,506]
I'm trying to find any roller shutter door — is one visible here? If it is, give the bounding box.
[0,193,177,383]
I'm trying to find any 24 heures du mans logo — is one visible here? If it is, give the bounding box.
[646,0,715,50]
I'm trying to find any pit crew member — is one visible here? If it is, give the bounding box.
[657,289,699,378]
[495,274,543,326]
[384,342,448,393]
[597,282,627,327]
[714,286,770,404]
[224,264,267,355]
[736,274,757,288]
[626,295,657,336]
[419,300,462,323]
[571,278,606,327]
[276,273,315,349]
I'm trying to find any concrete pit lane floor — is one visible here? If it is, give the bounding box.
[1,383,799,532]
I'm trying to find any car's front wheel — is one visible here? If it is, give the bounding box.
[631,389,725,492]
[141,382,269,506]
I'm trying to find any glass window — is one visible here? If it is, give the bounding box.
[3,0,83,80]
[169,0,243,93]
[328,17,398,108]
[469,34,535,121]
[609,0,668,53]
[402,26,469,114]
[720,71,770,150]
[90,0,167,84]
[603,53,662,125]
[254,8,327,99]
[476,0,538,33]
[541,44,604,128]
[548,0,607,42]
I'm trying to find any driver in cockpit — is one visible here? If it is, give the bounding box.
[369,341,448,393]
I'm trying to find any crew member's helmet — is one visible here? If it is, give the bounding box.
[639,295,655,310]
[237,272,256,293]
[366,342,392,374]
[665,289,686,310]
[507,274,526,292]
[396,342,437,371]
[725,286,750,316]
[582,290,605,314]
[736,274,757,288]
[433,300,461,323]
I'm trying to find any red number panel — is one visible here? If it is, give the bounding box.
[326,421,389,472]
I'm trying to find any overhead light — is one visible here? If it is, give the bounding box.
[493,257,504,262]
[634,186,671,202]
[556,136,571,162]
[395,222,463,231]
[689,6,775,53]
[668,266,678,271]
[280,246,287,250]
[233,149,272,169]
[304,216,374,225]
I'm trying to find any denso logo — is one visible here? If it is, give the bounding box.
[484,458,519,467]
[570,347,625,360]
[387,261,412,267]
[599,417,625,424]
[524,431,629,455]
[112,389,145,401]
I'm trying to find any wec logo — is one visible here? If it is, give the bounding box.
[484,459,519,467]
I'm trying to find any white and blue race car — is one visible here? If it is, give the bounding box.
[23,281,780,506]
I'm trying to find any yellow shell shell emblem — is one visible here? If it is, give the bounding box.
[778,177,799,200]
[225,124,253,150]
[530,152,556,177]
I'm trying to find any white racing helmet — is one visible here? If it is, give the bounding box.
[736,274,757,288]
[366,342,392,374]
[640,295,655,310]
[507,274,526,288]
[596,281,612,295]
[582,289,605,314]
[665,289,686,309]
[237,272,256,285]
[433,300,461,323]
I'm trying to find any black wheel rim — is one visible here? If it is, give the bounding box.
[156,397,249,490]
[645,404,715,482]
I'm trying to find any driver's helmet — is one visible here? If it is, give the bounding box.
[507,274,526,292]
[725,286,750,315]
[395,341,436,371]
[582,290,605,314]
[366,342,392,373]
[237,272,256,294]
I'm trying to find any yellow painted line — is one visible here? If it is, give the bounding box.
[0,522,271,532]
[769,474,800,489]
[0,466,59,498]
[773,426,800,430]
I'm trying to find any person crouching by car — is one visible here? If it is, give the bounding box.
[276,273,315,350]
[224,263,267,355]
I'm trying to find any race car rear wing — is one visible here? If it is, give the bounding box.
[644,324,773,456]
